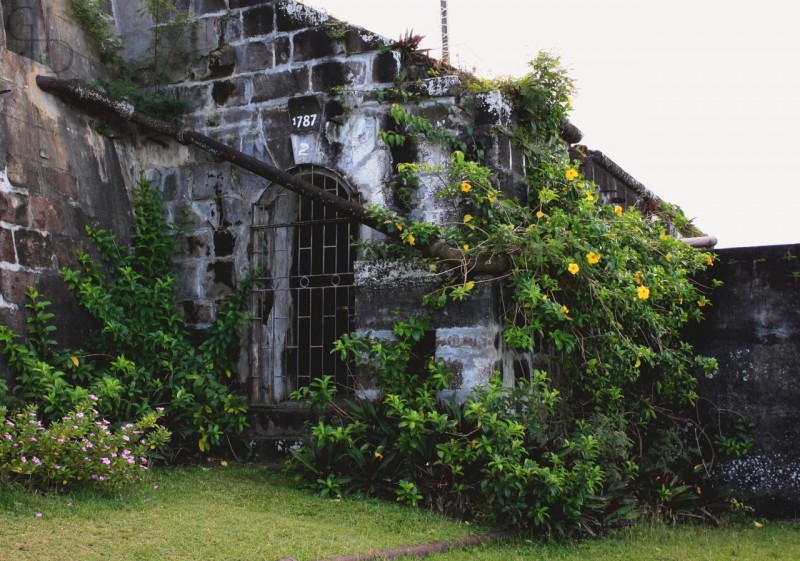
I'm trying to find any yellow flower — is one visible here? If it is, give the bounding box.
[70,355,79,367]
[463,243,470,251]
[665,253,672,262]
[634,271,643,285]
[561,305,569,314]
[405,233,416,246]
[660,234,671,241]
[635,357,641,368]
[637,285,650,300]
[460,181,472,193]
[487,191,497,203]
[395,222,403,232]
[586,252,600,265]
[565,168,579,181]
[568,263,580,275]
[463,214,473,223]
[374,451,384,460]
[536,210,544,219]
[614,205,623,216]
[705,254,714,266]
[585,191,595,202]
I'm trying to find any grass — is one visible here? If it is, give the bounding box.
[1,465,798,561]
[0,464,479,561]
[423,522,800,561]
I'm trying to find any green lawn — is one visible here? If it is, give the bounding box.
[0,464,478,561]
[1,464,797,561]
[425,523,800,561]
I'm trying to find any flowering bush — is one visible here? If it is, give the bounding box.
[0,399,170,491]
[290,53,724,534]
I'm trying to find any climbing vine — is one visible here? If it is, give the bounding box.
[289,53,726,534]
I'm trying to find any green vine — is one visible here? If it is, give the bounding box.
[289,52,731,534]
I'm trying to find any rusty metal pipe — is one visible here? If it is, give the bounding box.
[35,75,510,275]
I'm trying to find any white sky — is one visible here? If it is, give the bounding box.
[303,0,800,248]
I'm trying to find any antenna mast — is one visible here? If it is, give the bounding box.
[440,0,449,64]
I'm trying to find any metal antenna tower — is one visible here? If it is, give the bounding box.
[440,0,449,64]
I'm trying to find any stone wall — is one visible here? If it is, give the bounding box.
[690,243,800,515]
[106,0,533,404]
[0,0,134,376]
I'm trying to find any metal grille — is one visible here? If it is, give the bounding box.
[251,168,357,404]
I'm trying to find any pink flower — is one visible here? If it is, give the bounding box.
[88,394,98,401]
[35,512,42,518]
[32,457,41,465]
[101,458,111,465]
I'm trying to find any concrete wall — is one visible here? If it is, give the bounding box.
[0,0,134,370]
[690,243,800,515]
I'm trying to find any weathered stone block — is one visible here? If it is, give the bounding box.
[274,35,291,66]
[0,227,15,264]
[194,0,226,15]
[6,154,41,191]
[436,326,502,401]
[206,260,235,298]
[185,231,212,258]
[251,67,310,103]
[182,299,214,325]
[344,28,385,55]
[42,167,78,199]
[471,91,513,127]
[218,13,243,45]
[207,45,237,79]
[0,267,37,304]
[29,194,63,232]
[172,83,213,112]
[311,60,366,92]
[0,192,28,226]
[292,27,341,62]
[211,78,245,107]
[236,41,275,73]
[218,107,257,127]
[176,262,202,300]
[52,236,83,270]
[230,0,270,8]
[214,229,236,257]
[15,228,53,269]
[372,50,400,84]
[276,0,328,31]
[242,5,274,38]
[191,162,231,200]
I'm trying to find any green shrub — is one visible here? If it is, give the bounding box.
[0,176,249,458]
[290,53,725,535]
[0,400,169,491]
[288,316,638,535]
